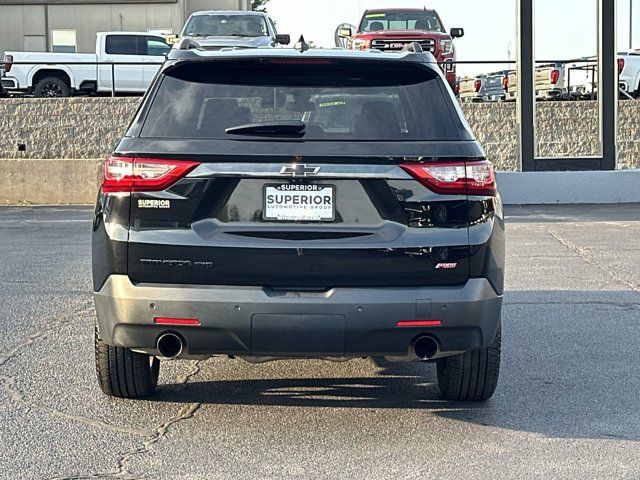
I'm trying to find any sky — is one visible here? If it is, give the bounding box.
[267,0,638,76]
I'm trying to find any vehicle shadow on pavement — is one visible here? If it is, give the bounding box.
[149,359,489,411]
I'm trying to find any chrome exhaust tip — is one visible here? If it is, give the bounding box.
[413,336,438,360]
[157,333,184,358]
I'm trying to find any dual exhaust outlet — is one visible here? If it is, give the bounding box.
[157,332,438,361]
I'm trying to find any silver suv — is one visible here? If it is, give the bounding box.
[180,10,290,49]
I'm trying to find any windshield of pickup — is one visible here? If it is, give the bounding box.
[182,14,268,37]
[140,60,466,141]
[359,11,444,33]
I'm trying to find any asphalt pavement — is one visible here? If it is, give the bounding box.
[1,205,639,480]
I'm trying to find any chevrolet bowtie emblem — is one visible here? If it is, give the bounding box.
[279,164,320,177]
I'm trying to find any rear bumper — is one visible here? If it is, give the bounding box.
[94,275,502,360]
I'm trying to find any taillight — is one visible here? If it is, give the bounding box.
[502,75,509,90]
[474,79,482,92]
[3,54,13,73]
[550,69,560,85]
[618,58,625,74]
[101,156,199,193]
[400,160,496,196]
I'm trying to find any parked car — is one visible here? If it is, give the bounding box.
[565,54,629,100]
[92,44,504,402]
[336,8,463,90]
[458,76,484,102]
[179,10,290,49]
[2,32,170,97]
[459,71,509,102]
[0,65,7,97]
[505,63,568,101]
[565,57,598,100]
[617,51,640,98]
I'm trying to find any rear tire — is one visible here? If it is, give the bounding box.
[33,76,70,98]
[436,322,501,401]
[94,323,159,398]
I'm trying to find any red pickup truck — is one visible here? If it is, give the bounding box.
[337,8,463,90]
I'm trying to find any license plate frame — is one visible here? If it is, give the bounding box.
[263,184,336,222]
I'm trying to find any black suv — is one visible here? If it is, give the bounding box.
[92,43,504,401]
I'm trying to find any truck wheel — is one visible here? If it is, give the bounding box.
[436,322,501,401]
[94,323,159,398]
[34,77,70,98]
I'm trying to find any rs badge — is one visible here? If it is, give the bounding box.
[435,263,458,270]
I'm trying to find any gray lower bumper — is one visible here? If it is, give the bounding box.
[94,275,502,359]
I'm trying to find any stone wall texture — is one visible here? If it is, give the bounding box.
[0,97,639,171]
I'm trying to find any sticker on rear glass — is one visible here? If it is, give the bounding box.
[366,13,386,18]
[319,101,346,108]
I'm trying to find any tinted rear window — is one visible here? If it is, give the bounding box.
[105,35,140,55]
[141,60,465,141]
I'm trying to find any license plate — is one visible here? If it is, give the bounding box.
[263,184,335,222]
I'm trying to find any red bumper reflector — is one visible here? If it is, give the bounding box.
[396,320,442,327]
[154,317,201,326]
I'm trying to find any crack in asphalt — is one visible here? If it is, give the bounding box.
[0,300,153,438]
[547,229,640,294]
[0,301,94,368]
[0,293,205,480]
[0,374,147,436]
[47,361,204,480]
[505,300,640,310]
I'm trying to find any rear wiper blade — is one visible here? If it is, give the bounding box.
[225,121,306,137]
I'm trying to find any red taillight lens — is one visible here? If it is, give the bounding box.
[400,160,497,196]
[154,317,201,326]
[550,69,560,85]
[502,75,509,90]
[101,156,199,193]
[4,54,13,73]
[474,79,482,92]
[618,58,625,74]
[396,320,442,327]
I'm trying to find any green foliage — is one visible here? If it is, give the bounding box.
[251,0,270,12]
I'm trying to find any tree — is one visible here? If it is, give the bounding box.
[251,0,270,12]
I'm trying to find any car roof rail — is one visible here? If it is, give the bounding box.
[401,42,423,54]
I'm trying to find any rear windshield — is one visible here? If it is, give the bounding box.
[140,60,464,142]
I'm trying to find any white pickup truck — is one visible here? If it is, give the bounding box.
[618,51,640,98]
[2,32,170,97]
[565,53,639,100]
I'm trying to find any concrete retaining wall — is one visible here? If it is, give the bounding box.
[1,97,639,205]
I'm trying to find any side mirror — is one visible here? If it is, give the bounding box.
[450,28,464,39]
[276,34,291,45]
[337,27,353,38]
